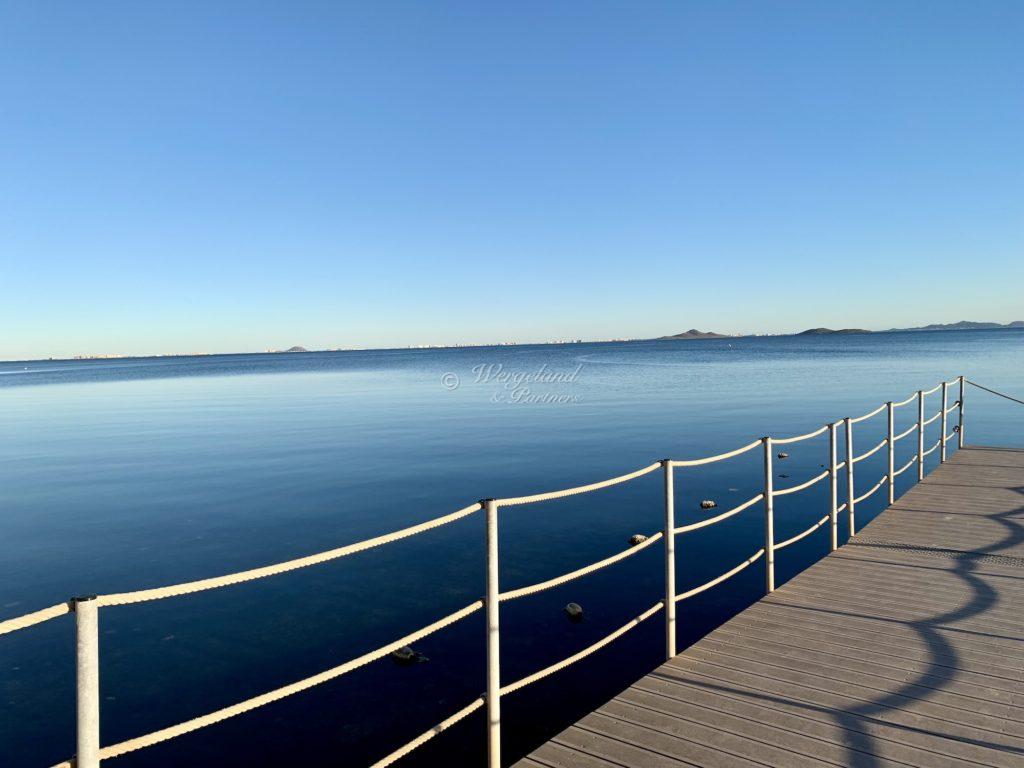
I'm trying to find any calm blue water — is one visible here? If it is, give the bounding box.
[2,330,1022,767]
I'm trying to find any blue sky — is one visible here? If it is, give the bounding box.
[2,2,1022,359]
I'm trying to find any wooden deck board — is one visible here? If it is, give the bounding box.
[514,446,1024,767]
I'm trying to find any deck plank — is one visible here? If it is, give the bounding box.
[513,446,1024,767]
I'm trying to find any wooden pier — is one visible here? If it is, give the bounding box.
[516,445,1024,768]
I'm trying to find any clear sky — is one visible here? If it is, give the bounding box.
[2,2,1022,359]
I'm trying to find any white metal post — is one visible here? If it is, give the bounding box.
[484,499,500,768]
[940,381,948,463]
[662,460,676,659]
[958,376,965,448]
[762,437,775,593]
[917,390,925,482]
[74,595,100,768]
[886,401,895,505]
[828,423,838,551]
[844,417,855,539]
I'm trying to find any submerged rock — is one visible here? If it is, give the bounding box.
[628,534,648,546]
[564,603,584,622]
[777,452,789,459]
[699,500,717,509]
[390,646,428,665]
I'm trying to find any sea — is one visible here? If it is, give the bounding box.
[1,329,1022,767]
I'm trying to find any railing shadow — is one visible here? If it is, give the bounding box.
[654,457,1024,766]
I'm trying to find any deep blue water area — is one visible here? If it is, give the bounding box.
[2,329,1022,766]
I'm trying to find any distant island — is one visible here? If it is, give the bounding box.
[798,327,871,335]
[885,320,1024,332]
[266,346,309,353]
[657,329,731,340]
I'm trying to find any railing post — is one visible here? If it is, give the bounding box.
[662,460,676,659]
[828,423,838,551]
[886,401,895,505]
[917,390,925,482]
[483,499,501,768]
[762,437,775,593]
[844,417,855,539]
[74,595,100,768]
[958,375,965,448]
[940,381,948,463]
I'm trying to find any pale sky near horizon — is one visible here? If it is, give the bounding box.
[2,2,1022,360]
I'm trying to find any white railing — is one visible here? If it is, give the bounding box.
[0,376,975,768]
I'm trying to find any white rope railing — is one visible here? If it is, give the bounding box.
[675,548,765,600]
[74,600,485,763]
[0,602,70,637]
[773,470,828,497]
[853,474,888,505]
[8,375,971,768]
[775,515,830,550]
[496,462,660,506]
[670,438,762,467]
[893,455,917,477]
[499,532,662,602]
[499,601,664,696]
[893,423,917,442]
[921,383,942,396]
[675,493,763,533]
[850,403,887,424]
[370,696,485,768]
[96,502,484,607]
[773,424,829,445]
[852,438,887,464]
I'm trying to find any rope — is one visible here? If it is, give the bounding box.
[773,470,829,497]
[920,383,942,396]
[945,400,961,415]
[90,600,484,760]
[852,438,887,464]
[775,515,830,550]
[853,474,887,505]
[772,424,828,446]
[497,462,660,507]
[95,503,482,606]
[893,424,917,442]
[675,548,765,600]
[922,439,941,457]
[849,403,886,424]
[891,393,917,408]
[499,601,663,695]
[0,602,70,637]
[921,411,941,427]
[945,431,957,443]
[893,456,917,477]
[670,438,762,467]
[370,696,484,768]
[499,532,662,602]
[967,379,1024,406]
[675,494,763,534]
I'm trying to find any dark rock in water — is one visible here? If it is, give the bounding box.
[564,602,584,622]
[390,646,428,665]
[699,500,717,509]
[628,534,648,546]
[777,452,789,459]
[779,473,790,478]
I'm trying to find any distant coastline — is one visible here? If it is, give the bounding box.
[6,320,1022,365]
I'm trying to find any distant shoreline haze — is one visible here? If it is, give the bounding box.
[4,320,1023,365]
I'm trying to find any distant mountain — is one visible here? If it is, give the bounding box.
[280,346,308,353]
[797,328,871,335]
[658,329,730,340]
[885,320,1024,332]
